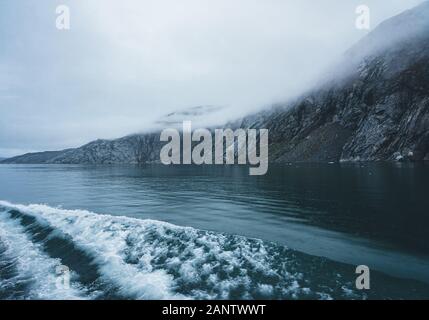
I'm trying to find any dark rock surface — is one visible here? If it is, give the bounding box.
[239,1,429,163]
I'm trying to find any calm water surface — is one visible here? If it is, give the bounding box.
[1,163,429,299]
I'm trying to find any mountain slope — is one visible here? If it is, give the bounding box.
[1,150,72,164]
[240,1,429,162]
[2,2,429,164]
[47,134,163,164]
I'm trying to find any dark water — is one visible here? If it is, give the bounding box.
[0,163,429,299]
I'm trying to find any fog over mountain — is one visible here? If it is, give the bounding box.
[246,1,429,162]
[3,1,429,164]
[0,0,425,157]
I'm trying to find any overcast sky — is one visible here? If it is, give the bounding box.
[0,0,424,157]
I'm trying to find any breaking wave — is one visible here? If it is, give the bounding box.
[0,212,90,299]
[0,201,428,300]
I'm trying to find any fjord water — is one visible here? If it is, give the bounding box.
[1,163,429,299]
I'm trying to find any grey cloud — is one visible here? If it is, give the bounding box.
[0,0,424,157]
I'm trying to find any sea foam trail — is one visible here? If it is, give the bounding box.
[0,201,346,299]
[1,201,428,300]
[0,212,88,300]
[0,201,186,300]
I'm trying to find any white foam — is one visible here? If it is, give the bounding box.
[0,200,337,300]
[0,201,184,300]
[0,210,89,300]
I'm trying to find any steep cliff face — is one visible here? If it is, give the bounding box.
[241,2,429,162]
[2,3,429,165]
[253,49,429,162]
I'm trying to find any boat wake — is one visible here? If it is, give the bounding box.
[0,201,428,300]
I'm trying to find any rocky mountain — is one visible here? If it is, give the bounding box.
[2,2,429,164]
[1,135,162,165]
[1,150,71,164]
[240,1,429,162]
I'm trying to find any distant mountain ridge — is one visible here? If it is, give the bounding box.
[2,149,73,164]
[2,2,429,164]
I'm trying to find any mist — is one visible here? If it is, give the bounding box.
[0,0,424,157]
